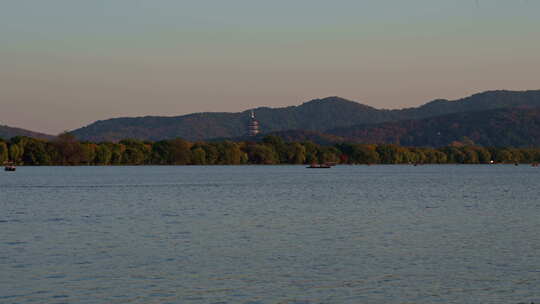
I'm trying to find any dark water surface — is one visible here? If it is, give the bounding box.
[1,165,539,303]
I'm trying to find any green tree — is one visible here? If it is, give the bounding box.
[302,141,319,164]
[352,144,380,164]
[318,146,340,164]
[80,143,97,165]
[216,141,242,165]
[95,144,112,165]
[286,143,307,164]
[247,144,278,164]
[263,135,288,163]
[0,141,8,164]
[8,144,22,164]
[462,147,479,164]
[410,148,428,164]
[493,149,514,163]
[474,147,492,164]
[21,138,50,165]
[202,143,219,165]
[120,139,151,165]
[377,145,404,164]
[441,146,466,163]
[151,140,171,165]
[108,143,125,165]
[425,149,447,164]
[507,148,524,163]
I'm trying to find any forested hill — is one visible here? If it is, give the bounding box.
[325,107,540,147]
[70,90,540,142]
[70,97,388,142]
[395,90,540,119]
[0,125,54,141]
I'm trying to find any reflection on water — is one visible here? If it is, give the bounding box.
[1,165,539,303]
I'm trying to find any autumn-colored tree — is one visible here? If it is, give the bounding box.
[191,147,207,165]
[53,132,83,165]
[168,138,192,165]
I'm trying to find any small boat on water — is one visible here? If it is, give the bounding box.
[4,162,16,172]
[307,163,332,169]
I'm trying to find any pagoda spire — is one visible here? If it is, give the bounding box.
[247,110,260,136]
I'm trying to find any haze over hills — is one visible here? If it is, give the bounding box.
[70,90,540,143]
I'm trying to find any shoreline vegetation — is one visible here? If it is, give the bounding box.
[2,133,540,166]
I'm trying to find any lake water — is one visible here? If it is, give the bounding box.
[1,165,539,304]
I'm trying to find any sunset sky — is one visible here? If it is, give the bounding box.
[1,0,539,134]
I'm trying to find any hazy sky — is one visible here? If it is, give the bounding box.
[1,0,539,134]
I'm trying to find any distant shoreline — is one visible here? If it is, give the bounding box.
[2,134,539,166]
[6,163,537,167]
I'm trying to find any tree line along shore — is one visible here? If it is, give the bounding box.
[1,133,539,166]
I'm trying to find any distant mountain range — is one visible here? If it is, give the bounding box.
[3,90,540,147]
[246,106,540,147]
[325,107,540,147]
[0,125,54,141]
[70,90,540,145]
